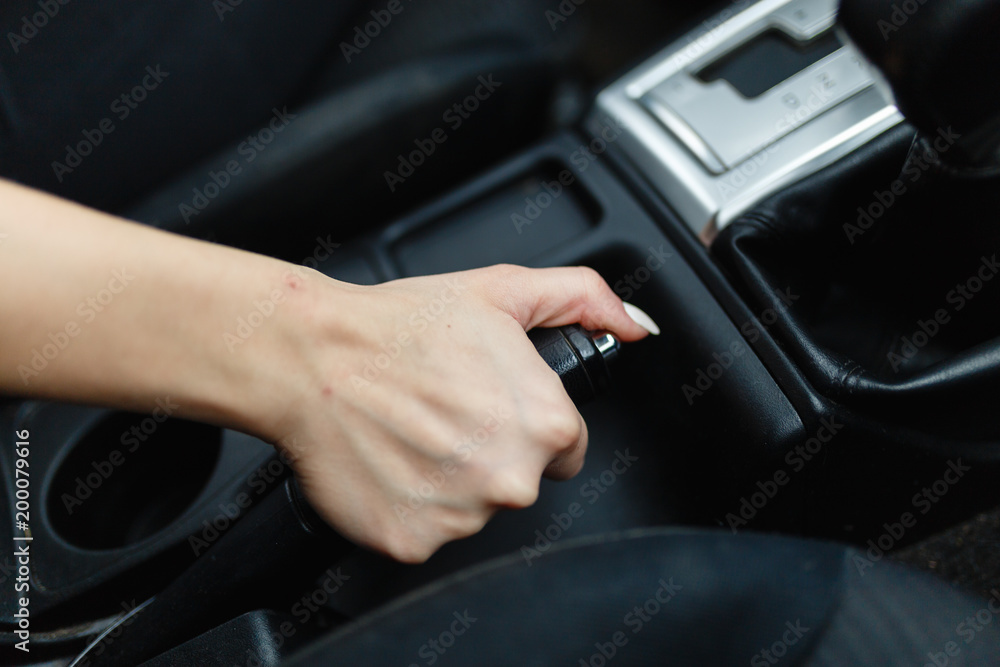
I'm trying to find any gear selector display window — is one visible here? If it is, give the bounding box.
[696,29,842,99]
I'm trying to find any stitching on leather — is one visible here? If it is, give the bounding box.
[840,362,864,396]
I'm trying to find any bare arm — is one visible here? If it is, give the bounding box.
[0,179,652,561]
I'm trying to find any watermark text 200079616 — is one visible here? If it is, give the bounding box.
[12,429,33,653]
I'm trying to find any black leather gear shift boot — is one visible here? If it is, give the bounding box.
[713,121,1000,449]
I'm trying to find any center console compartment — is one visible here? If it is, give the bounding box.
[0,130,809,661]
[6,0,1000,664]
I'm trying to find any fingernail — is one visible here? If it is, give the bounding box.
[623,302,660,336]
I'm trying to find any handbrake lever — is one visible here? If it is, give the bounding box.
[528,324,619,405]
[74,325,620,666]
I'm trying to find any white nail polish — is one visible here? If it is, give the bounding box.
[623,302,660,336]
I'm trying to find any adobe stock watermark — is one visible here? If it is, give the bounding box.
[511,114,625,234]
[405,610,477,667]
[7,549,27,652]
[187,432,317,556]
[188,450,299,556]
[852,459,971,576]
[241,566,352,667]
[17,268,135,384]
[179,106,297,223]
[392,406,513,523]
[51,65,169,183]
[212,0,246,21]
[577,578,683,667]
[652,0,753,70]
[521,449,639,566]
[682,286,800,405]
[223,236,339,353]
[877,0,929,41]
[74,599,147,667]
[59,398,180,516]
[750,620,811,666]
[923,589,1000,667]
[11,428,31,654]
[723,417,844,534]
[7,0,71,54]
[717,144,780,201]
[774,76,836,135]
[843,126,960,244]
[223,289,287,353]
[349,277,468,391]
[611,245,675,301]
[887,253,999,372]
[384,74,502,192]
[544,0,587,31]
[290,567,350,626]
[340,0,415,62]
[717,80,834,201]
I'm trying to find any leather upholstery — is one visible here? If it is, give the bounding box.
[714,123,1000,444]
[840,0,1000,165]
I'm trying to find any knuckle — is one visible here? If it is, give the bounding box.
[533,407,583,450]
[485,263,524,283]
[577,265,608,294]
[484,471,539,509]
[577,266,618,311]
[459,456,495,484]
[382,534,433,564]
[445,511,490,539]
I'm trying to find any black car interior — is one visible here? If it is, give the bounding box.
[3,0,1000,664]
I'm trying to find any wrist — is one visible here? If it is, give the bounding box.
[195,254,313,440]
[210,256,363,447]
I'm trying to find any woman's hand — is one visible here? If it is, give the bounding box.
[0,179,654,563]
[246,264,651,562]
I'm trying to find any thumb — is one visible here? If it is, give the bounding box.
[477,265,658,341]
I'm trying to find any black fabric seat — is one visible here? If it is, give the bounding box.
[285,528,1000,666]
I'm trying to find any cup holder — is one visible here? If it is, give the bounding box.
[46,411,222,550]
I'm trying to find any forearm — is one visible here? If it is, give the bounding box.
[0,179,302,433]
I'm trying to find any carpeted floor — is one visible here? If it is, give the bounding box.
[893,507,1000,601]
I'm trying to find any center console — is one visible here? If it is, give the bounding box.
[594,0,901,238]
[5,0,1000,664]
